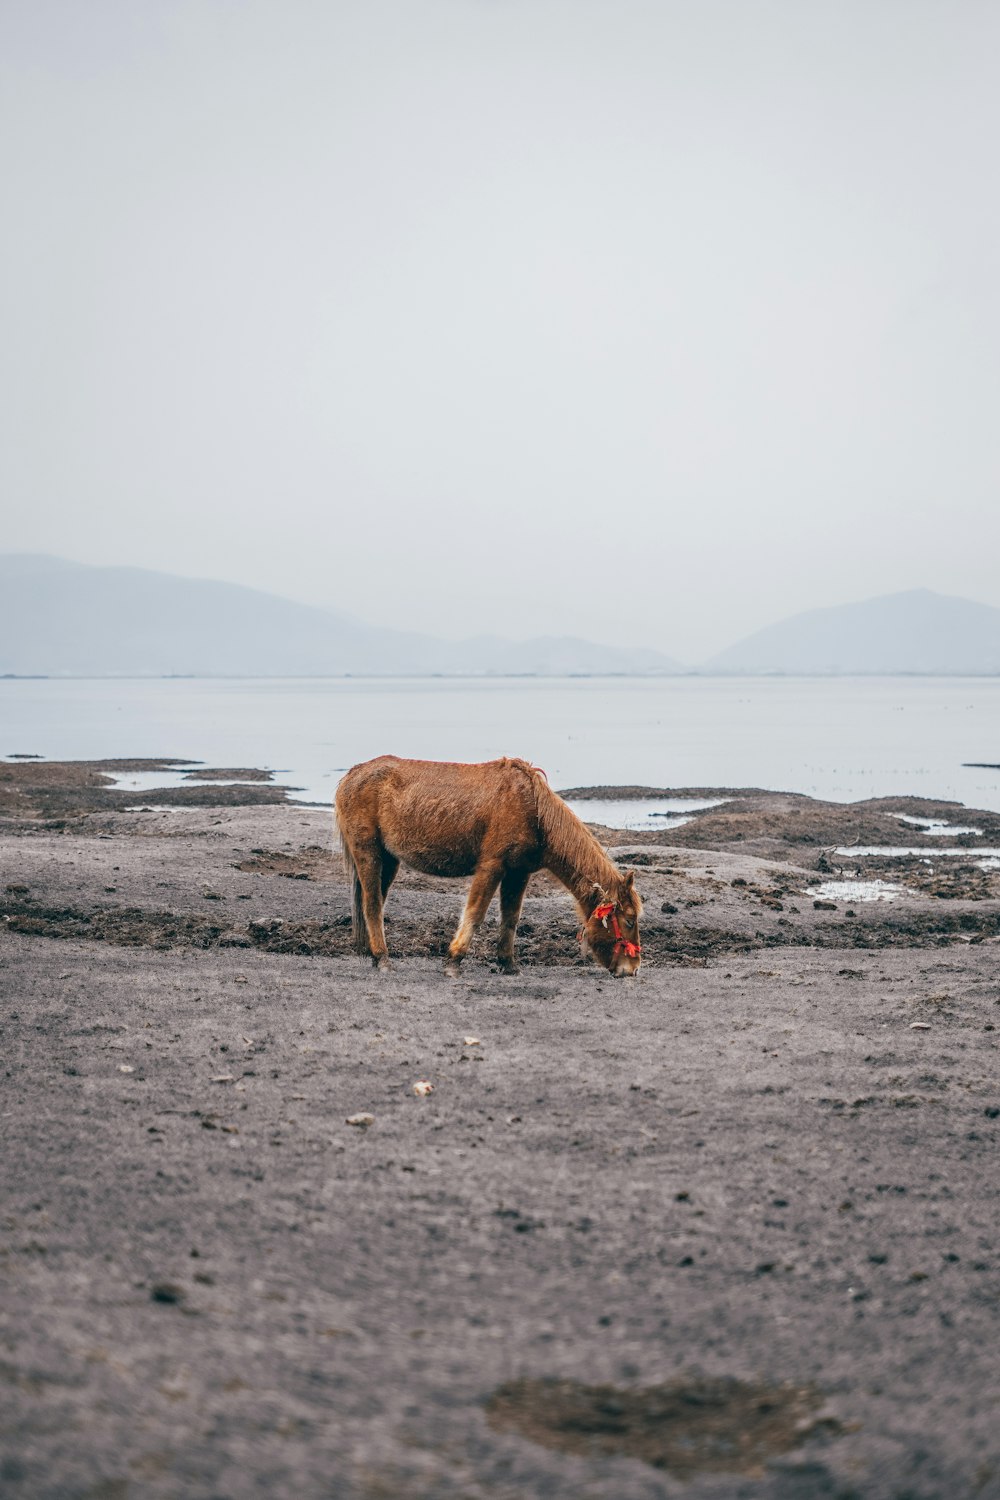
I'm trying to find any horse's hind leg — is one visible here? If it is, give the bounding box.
[446,859,503,976]
[353,843,392,969]
[497,868,530,974]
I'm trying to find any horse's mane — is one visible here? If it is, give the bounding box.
[518,763,623,897]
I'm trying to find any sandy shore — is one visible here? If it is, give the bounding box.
[1,762,999,1498]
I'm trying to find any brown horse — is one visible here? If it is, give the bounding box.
[334,755,642,976]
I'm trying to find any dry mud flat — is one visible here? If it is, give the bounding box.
[2,762,1000,1499]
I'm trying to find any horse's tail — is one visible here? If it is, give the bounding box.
[335,807,370,955]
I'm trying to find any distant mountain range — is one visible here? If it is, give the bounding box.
[704,588,1000,675]
[0,555,681,677]
[2,558,998,676]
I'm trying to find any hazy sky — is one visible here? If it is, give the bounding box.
[2,0,998,661]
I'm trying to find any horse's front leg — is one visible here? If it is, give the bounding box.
[497,868,530,973]
[446,859,503,977]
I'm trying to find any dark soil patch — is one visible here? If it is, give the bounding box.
[851,858,998,902]
[237,846,338,880]
[1,902,234,951]
[485,1376,834,1478]
[182,766,275,782]
[5,895,1000,964]
[116,784,293,809]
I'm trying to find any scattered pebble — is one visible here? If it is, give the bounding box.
[910,1022,932,1031]
[346,1112,375,1127]
[463,1036,482,1047]
[412,1080,434,1097]
[150,1282,184,1305]
[118,1064,134,1073]
[211,1074,235,1083]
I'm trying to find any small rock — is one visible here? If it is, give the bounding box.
[150,1282,184,1305]
[118,1064,134,1074]
[346,1112,375,1127]
[910,1022,932,1031]
[412,1080,434,1097]
[463,1036,481,1047]
[813,899,837,911]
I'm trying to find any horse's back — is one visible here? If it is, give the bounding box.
[335,756,541,873]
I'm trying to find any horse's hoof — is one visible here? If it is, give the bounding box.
[444,960,462,979]
[497,961,520,975]
[372,955,392,971]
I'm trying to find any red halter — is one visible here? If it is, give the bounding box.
[591,900,641,960]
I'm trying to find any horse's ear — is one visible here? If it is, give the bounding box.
[623,870,635,891]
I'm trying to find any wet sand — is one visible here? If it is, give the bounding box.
[1,762,999,1498]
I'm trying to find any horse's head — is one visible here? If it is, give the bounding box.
[581,872,642,977]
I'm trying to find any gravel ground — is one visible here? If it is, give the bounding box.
[2,774,999,1498]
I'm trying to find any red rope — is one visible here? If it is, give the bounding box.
[590,901,641,959]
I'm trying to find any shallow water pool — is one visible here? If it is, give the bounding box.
[565,797,727,830]
[807,879,906,903]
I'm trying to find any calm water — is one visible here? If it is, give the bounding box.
[2,676,999,811]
